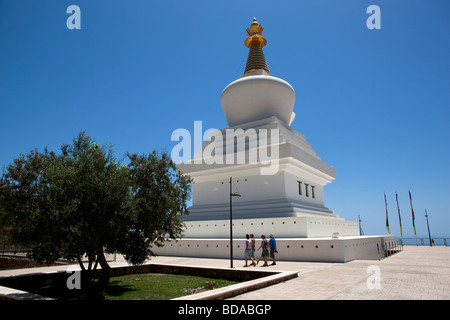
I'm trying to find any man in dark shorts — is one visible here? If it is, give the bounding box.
[269,233,277,265]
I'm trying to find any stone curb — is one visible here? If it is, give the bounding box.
[0,285,53,300]
[172,270,299,300]
[0,262,298,300]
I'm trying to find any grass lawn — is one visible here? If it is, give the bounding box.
[104,273,240,300]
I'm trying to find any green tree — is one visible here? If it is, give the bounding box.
[0,131,191,298]
[0,181,10,245]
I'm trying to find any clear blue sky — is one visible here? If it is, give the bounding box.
[1,0,449,238]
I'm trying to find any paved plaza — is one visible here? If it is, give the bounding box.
[150,245,450,300]
[227,245,450,300]
[0,245,448,300]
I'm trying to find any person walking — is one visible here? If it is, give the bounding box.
[257,235,269,266]
[243,234,253,267]
[250,234,259,266]
[269,233,277,265]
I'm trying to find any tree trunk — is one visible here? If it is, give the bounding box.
[77,255,86,271]
[87,254,92,271]
[94,245,111,299]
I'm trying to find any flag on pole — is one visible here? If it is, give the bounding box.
[384,192,390,234]
[395,191,403,236]
[409,190,417,236]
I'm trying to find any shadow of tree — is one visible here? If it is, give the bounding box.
[104,280,136,297]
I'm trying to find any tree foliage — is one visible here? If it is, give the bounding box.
[0,131,191,297]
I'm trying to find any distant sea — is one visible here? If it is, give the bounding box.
[399,236,448,246]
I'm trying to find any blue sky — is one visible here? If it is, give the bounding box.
[1,0,449,239]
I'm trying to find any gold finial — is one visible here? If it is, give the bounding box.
[246,18,264,36]
[243,18,270,75]
[244,18,266,47]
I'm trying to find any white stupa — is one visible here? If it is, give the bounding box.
[154,19,396,262]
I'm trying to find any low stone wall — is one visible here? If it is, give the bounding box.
[0,263,284,300]
[109,263,277,282]
[0,257,66,271]
[153,235,398,262]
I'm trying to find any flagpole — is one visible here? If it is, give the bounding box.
[425,209,432,247]
[408,190,418,246]
[395,191,403,247]
[384,192,390,234]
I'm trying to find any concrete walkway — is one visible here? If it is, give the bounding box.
[228,245,450,300]
[145,246,450,300]
[1,246,449,300]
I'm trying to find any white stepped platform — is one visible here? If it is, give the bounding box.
[152,235,398,263]
[181,215,359,239]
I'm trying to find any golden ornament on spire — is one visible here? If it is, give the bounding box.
[243,18,270,75]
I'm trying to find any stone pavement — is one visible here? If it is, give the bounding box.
[146,246,450,300]
[0,246,449,300]
[228,245,450,300]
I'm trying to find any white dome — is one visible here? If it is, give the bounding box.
[221,75,296,127]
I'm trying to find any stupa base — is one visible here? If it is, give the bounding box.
[152,235,397,263]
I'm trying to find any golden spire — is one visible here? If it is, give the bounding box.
[243,18,270,75]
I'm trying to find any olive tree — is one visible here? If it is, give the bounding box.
[0,131,191,297]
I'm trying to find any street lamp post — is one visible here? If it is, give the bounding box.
[358,215,364,236]
[229,177,241,268]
